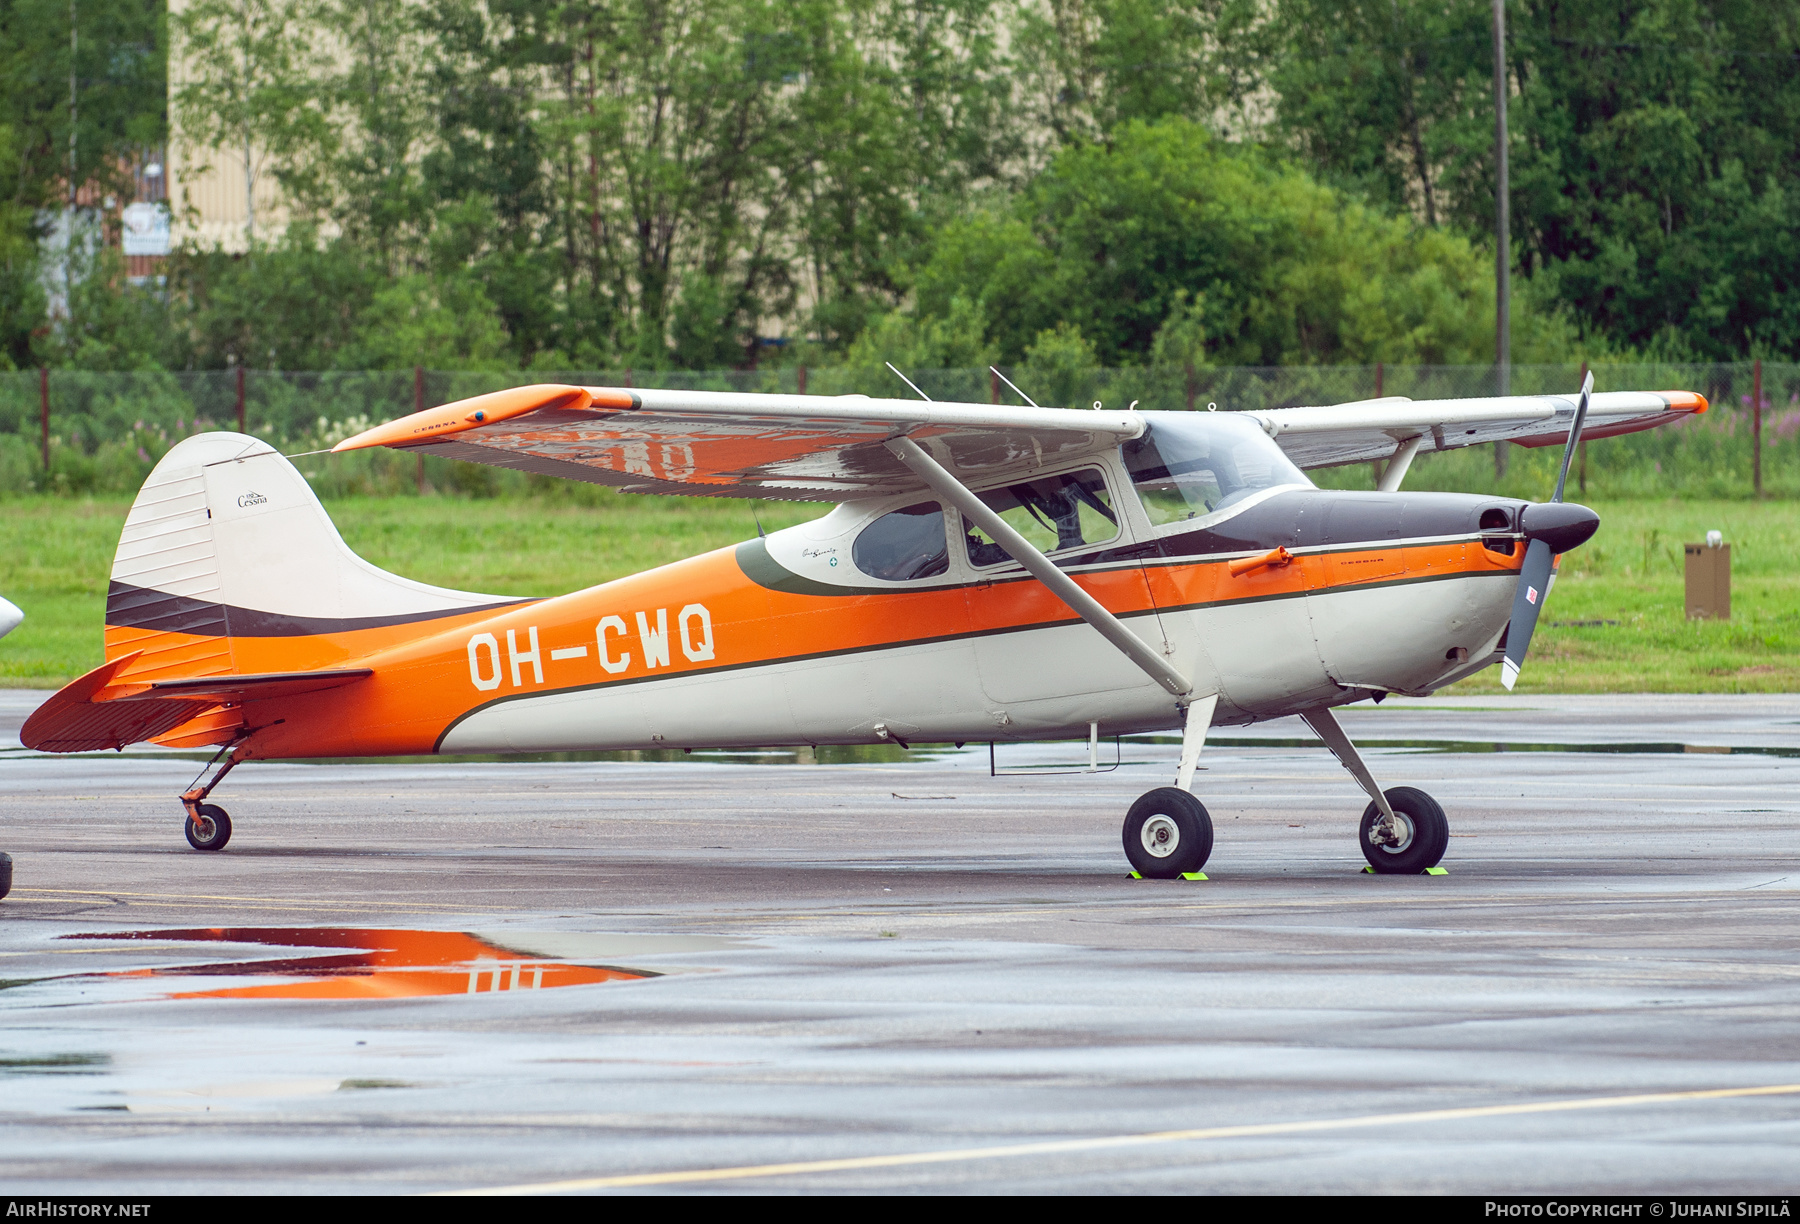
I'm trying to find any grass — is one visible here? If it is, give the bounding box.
[1449,500,1800,694]
[0,492,829,688]
[2,492,1795,694]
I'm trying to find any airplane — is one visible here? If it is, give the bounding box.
[0,595,21,640]
[21,372,1705,877]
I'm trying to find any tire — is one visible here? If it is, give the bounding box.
[1123,787,1213,879]
[1358,786,1447,874]
[185,804,232,852]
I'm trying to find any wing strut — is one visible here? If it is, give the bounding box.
[1376,434,1426,492]
[884,435,1193,698]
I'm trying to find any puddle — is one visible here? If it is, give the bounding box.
[61,927,650,1000]
[1138,735,1800,759]
[3,743,955,766]
[0,1052,110,1074]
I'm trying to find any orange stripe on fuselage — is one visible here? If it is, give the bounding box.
[104,606,535,684]
[232,537,1521,759]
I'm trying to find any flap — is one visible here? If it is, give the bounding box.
[1248,390,1706,469]
[334,384,1145,501]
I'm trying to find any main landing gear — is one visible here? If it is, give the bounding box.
[1123,787,1213,878]
[180,744,245,852]
[1300,706,1448,875]
[1123,695,1218,879]
[1120,698,1450,876]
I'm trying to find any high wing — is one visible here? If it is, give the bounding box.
[1247,390,1708,470]
[333,384,1144,501]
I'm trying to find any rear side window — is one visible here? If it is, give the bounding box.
[963,468,1118,568]
[852,502,949,581]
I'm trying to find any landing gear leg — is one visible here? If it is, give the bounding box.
[1299,706,1448,874]
[1122,694,1219,879]
[180,743,245,852]
[1173,693,1217,795]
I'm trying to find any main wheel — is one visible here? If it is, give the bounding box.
[1358,786,1447,874]
[1123,787,1213,879]
[185,804,232,852]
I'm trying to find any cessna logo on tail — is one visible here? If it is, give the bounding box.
[237,491,268,507]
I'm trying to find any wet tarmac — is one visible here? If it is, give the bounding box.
[2,690,1799,1194]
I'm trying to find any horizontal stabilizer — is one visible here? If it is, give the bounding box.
[22,652,208,752]
[126,668,374,703]
[21,656,373,754]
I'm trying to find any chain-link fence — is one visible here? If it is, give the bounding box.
[2,362,1794,500]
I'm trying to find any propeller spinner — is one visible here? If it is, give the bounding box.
[1499,371,1601,691]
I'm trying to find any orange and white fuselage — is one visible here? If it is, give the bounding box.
[78,431,1527,763]
[21,383,1698,871]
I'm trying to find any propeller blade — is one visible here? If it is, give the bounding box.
[1500,538,1554,691]
[1504,370,1600,691]
[1551,369,1595,504]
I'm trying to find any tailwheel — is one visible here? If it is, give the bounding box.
[1123,787,1213,879]
[184,803,232,852]
[1359,786,1447,874]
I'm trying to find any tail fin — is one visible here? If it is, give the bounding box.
[106,431,524,682]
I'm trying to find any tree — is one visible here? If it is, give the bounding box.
[0,0,163,364]
[1500,0,1800,358]
[914,118,1508,367]
[1258,0,1489,228]
[170,0,320,249]
[1007,0,1262,155]
[1258,0,1800,360]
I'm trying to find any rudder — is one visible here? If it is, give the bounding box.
[106,431,522,681]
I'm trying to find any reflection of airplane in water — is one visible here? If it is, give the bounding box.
[23,374,1702,877]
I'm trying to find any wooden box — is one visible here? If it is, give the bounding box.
[1684,543,1730,620]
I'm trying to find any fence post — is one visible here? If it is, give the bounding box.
[236,365,246,433]
[1753,358,1763,499]
[415,365,426,495]
[1185,362,1196,412]
[39,367,49,475]
[797,364,807,395]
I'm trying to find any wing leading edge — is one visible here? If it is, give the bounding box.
[333,382,1707,494]
[1248,390,1707,470]
[333,384,1145,501]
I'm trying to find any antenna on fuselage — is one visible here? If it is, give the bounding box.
[989,366,1040,408]
[885,362,933,401]
[751,504,766,539]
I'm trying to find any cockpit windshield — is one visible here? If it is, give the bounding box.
[1122,411,1313,526]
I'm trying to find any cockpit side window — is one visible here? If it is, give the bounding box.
[852,502,949,581]
[963,468,1118,568]
[1123,412,1312,526]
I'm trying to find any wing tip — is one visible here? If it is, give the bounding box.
[333,384,599,453]
[1656,390,1708,414]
